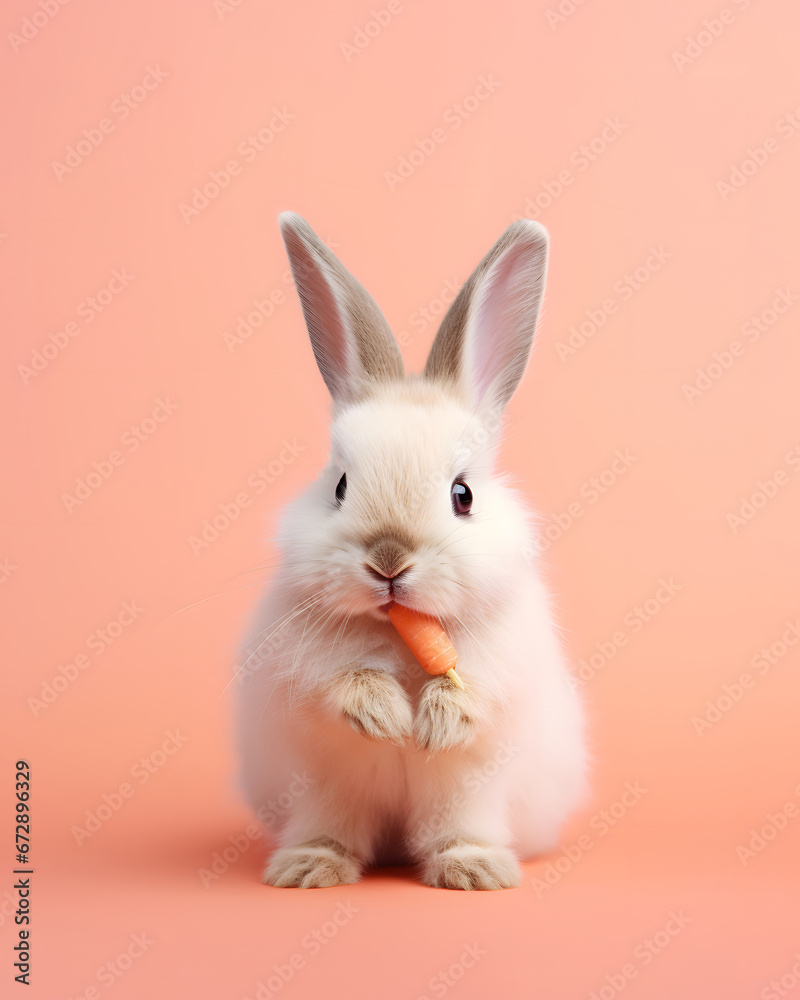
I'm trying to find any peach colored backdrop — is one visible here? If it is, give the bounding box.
[4,0,799,997]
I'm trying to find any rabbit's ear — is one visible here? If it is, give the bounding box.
[424,220,549,415]
[279,213,404,404]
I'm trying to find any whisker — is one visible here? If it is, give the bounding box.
[228,592,327,684]
[221,561,282,583]
[221,608,325,702]
[156,580,274,627]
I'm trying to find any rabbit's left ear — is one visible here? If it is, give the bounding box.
[424,220,549,415]
[279,212,404,406]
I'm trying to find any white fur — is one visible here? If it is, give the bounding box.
[235,384,587,869]
[234,216,588,888]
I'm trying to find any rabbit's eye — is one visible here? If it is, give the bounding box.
[451,479,472,516]
[335,473,347,505]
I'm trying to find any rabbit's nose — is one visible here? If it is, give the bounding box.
[364,562,413,582]
[364,533,415,581]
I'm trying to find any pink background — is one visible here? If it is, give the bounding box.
[3,0,800,997]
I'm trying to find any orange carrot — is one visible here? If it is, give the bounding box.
[387,604,464,690]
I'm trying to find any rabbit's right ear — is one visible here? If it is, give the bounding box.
[424,220,549,416]
[279,213,404,405]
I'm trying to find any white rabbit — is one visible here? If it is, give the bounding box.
[235,213,588,890]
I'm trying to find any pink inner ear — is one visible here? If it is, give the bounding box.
[282,224,354,402]
[469,240,536,406]
[299,269,352,398]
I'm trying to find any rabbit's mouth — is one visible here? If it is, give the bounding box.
[378,600,395,615]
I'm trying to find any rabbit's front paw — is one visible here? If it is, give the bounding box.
[414,676,476,753]
[264,838,362,888]
[334,667,413,744]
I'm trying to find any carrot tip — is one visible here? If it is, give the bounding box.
[445,668,465,691]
